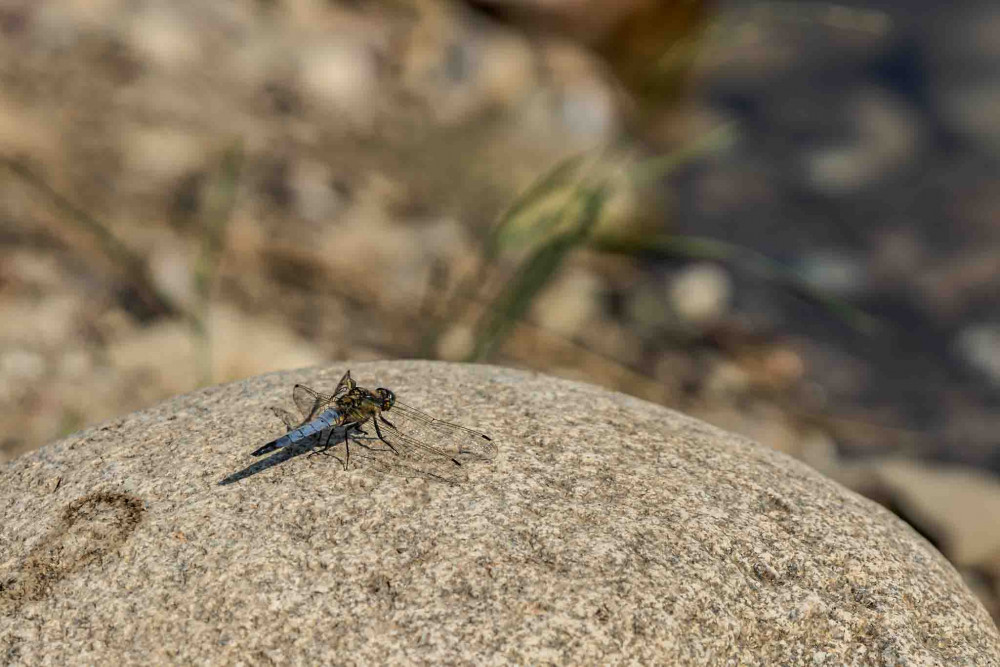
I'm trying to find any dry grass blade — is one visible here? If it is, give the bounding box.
[192,144,243,386]
[418,152,587,357]
[469,184,608,361]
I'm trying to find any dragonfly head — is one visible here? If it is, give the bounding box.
[376,388,395,411]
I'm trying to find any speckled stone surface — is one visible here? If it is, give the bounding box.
[1,361,997,664]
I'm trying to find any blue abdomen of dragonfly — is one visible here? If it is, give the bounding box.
[252,407,342,456]
[291,408,342,441]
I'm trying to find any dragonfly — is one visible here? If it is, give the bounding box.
[251,370,497,481]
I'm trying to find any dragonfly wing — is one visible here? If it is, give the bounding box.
[270,406,301,431]
[387,402,497,461]
[372,453,468,485]
[332,370,356,398]
[292,384,335,421]
[353,438,468,485]
[376,421,464,464]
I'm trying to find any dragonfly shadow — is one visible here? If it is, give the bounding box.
[218,437,323,486]
[218,430,390,486]
[219,429,469,486]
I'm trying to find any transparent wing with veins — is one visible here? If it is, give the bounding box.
[270,406,300,431]
[378,401,497,463]
[352,442,470,485]
[290,385,334,423]
[269,371,356,429]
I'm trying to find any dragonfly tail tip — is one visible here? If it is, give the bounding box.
[251,441,278,456]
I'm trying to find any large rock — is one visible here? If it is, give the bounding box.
[1,361,997,664]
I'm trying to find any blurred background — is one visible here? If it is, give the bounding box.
[1,0,998,621]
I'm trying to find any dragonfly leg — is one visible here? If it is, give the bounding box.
[309,428,348,461]
[372,417,400,455]
[344,428,355,470]
[337,422,365,470]
[308,429,334,458]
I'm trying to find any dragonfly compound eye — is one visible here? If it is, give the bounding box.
[378,388,395,410]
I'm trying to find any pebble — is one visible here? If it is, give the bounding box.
[299,39,379,128]
[794,251,867,297]
[954,324,1000,386]
[531,268,603,338]
[667,263,731,327]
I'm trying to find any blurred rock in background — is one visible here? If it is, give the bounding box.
[1,0,998,621]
